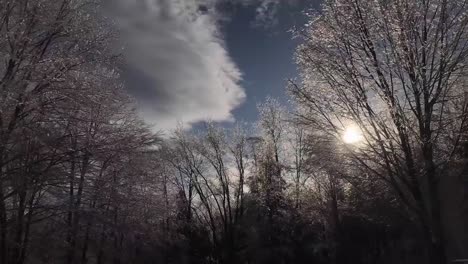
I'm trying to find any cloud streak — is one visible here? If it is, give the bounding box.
[106,0,245,131]
[236,0,299,28]
[251,0,281,28]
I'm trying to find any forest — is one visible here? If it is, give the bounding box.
[0,0,467,263]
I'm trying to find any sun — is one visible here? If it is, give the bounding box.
[342,126,363,144]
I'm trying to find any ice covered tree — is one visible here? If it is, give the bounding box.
[291,0,468,262]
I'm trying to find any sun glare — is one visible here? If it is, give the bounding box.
[342,126,363,144]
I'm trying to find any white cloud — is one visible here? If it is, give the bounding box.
[236,0,298,28]
[252,0,281,28]
[106,0,246,131]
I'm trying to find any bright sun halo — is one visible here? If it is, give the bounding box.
[342,126,363,144]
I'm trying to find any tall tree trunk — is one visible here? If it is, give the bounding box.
[67,152,90,264]
[66,154,76,264]
[0,144,9,264]
[0,177,8,264]
[96,224,107,264]
[96,204,110,264]
[11,183,26,264]
[423,127,447,264]
[11,150,31,264]
[80,221,91,264]
[426,167,447,264]
[18,189,37,264]
[328,176,340,264]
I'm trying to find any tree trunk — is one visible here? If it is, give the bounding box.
[328,181,340,264]
[80,221,91,264]
[96,225,107,264]
[66,154,76,264]
[11,184,26,264]
[421,219,446,264]
[67,152,90,264]
[423,135,447,264]
[0,178,8,264]
[427,177,447,264]
[18,189,37,264]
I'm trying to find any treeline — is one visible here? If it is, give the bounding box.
[0,1,158,263]
[1,0,468,264]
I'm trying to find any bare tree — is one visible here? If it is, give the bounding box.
[291,0,468,263]
[166,123,250,263]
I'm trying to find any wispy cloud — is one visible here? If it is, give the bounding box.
[236,0,299,28]
[106,0,245,131]
[251,0,281,28]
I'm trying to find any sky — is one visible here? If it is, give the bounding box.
[106,0,321,133]
[222,1,309,126]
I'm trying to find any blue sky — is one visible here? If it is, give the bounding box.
[108,0,321,132]
[224,2,307,124]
